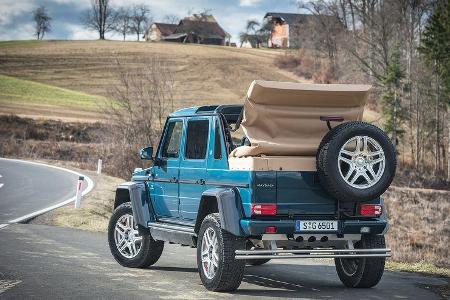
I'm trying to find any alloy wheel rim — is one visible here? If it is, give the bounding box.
[340,257,359,276]
[201,227,219,279]
[338,135,385,189]
[114,214,143,259]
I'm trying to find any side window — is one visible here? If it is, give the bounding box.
[161,121,183,158]
[214,119,222,159]
[185,119,209,159]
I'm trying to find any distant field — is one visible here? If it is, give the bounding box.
[0,40,300,120]
[0,74,105,121]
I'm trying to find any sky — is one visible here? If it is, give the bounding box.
[0,0,301,43]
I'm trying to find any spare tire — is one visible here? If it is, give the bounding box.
[316,121,396,202]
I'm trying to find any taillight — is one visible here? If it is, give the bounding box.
[265,226,277,233]
[251,204,277,216]
[360,204,382,216]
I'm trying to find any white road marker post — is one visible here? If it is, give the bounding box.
[74,176,84,209]
[97,159,102,175]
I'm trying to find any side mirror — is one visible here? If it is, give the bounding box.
[139,146,153,160]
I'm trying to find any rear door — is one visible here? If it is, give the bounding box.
[178,117,210,221]
[276,172,336,215]
[253,171,336,216]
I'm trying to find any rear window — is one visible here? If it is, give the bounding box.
[185,119,209,159]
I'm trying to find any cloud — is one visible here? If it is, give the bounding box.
[67,24,99,40]
[0,22,34,40]
[0,0,36,25]
[239,0,262,7]
[216,11,262,41]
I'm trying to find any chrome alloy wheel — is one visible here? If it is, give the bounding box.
[338,136,385,189]
[201,227,219,280]
[114,214,142,259]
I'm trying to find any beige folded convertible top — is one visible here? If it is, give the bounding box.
[230,80,371,158]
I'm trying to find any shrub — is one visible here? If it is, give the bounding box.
[312,63,338,84]
[294,55,315,79]
[274,54,301,69]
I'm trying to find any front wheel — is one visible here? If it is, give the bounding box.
[197,213,245,292]
[108,202,164,268]
[335,235,386,288]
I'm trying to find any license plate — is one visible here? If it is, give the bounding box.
[295,220,338,232]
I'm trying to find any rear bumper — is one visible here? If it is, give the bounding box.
[235,248,391,260]
[240,218,388,236]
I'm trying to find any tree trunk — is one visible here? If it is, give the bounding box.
[435,68,440,174]
[448,117,450,181]
[393,88,398,149]
[415,82,421,168]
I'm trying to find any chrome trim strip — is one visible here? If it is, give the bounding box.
[236,248,391,255]
[133,176,249,188]
[236,253,391,260]
[235,248,391,260]
[206,181,249,188]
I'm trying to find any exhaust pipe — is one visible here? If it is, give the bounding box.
[308,236,316,242]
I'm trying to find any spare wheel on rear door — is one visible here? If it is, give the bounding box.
[316,121,396,202]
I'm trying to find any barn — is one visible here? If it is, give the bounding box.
[264,12,342,49]
[144,23,177,42]
[147,14,230,46]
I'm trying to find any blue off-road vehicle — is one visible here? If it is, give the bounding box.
[108,81,396,292]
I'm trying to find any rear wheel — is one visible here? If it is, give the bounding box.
[197,213,245,292]
[108,203,164,268]
[335,235,386,288]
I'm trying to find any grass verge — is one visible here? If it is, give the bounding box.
[386,261,450,278]
[0,74,105,110]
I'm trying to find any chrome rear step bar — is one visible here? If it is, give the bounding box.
[235,248,391,260]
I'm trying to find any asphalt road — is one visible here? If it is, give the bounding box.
[0,224,447,300]
[0,159,91,224]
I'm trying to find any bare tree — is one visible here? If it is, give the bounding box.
[33,6,52,40]
[103,56,174,176]
[239,19,271,47]
[114,7,131,41]
[82,0,116,40]
[130,4,151,41]
[163,14,180,24]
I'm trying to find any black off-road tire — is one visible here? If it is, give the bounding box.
[335,235,386,288]
[108,202,164,268]
[317,121,396,202]
[316,122,347,173]
[197,213,246,292]
[247,259,271,266]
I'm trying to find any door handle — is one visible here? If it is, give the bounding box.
[197,179,206,185]
[171,177,178,183]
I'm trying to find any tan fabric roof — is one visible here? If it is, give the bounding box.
[230,80,371,157]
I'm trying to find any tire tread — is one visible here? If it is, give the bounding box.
[197,213,245,292]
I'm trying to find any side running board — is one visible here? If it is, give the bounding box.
[148,222,196,247]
